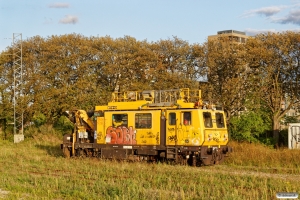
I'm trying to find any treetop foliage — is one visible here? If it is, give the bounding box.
[0,34,202,125]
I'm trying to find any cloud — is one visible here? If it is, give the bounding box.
[48,3,69,8]
[245,28,300,36]
[272,9,300,25]
[59,15,78,24]
[241,6,287,18]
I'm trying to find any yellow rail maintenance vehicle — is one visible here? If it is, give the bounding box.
[61,88,232,166]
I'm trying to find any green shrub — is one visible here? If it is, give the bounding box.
[229,111,271,143]
[53,116,74,135]
[32,112,47,127]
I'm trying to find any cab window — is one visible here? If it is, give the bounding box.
[135,113,152,129]
[183,112,191,125]
[216,113,225,128]
[169,113,176,125]
[112,114,128,127]
[203,112,212,128]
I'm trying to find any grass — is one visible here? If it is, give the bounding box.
[0,134,299,199]
[226,141,300,173]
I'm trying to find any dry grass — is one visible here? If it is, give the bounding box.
[0,135,299,199]
[225,141,300,173]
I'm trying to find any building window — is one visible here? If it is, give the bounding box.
[169,113,176,125]
[135,113,152,129]
[203,112,213,128]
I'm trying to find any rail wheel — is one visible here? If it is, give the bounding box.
[210,150,224,165]
[176,154,187,165]
[192,155,202,167]
[76,148,86,158]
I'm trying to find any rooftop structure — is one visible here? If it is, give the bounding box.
[95,88,204,111]
[208,30,249,43]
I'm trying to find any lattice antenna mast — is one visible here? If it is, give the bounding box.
[13,33,24,143]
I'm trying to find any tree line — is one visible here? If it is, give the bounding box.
[0,32,300,145]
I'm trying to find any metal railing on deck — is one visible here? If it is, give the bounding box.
[111,88,202,104]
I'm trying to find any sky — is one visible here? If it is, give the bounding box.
[1,0,300,52]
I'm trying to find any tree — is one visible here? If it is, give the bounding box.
[246,32,300,145]
[0,49,14,122]
[149,37,202,90]
[91,36,158,93]
[205,37,249,121]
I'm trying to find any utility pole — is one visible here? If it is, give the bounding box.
[12,33,24,143]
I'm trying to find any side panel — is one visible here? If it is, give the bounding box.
[166,110,204,146]
[96,117,105,144]
[134,110,161,145]
[100,110,161,145]
[104,112,137,145]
